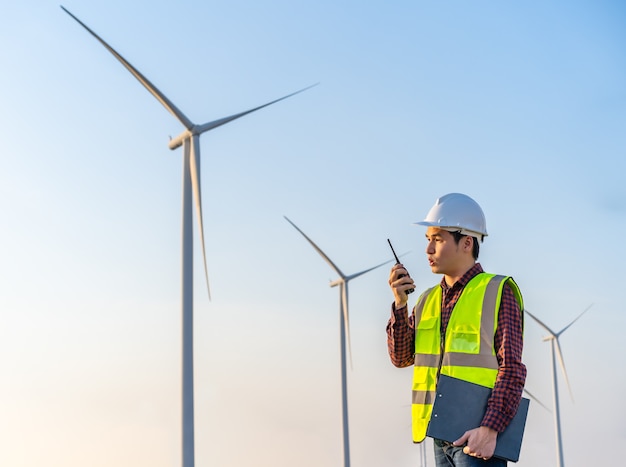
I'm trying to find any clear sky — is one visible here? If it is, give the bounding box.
[1,1,625,466]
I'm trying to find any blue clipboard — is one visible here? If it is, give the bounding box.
[425,375,530,462]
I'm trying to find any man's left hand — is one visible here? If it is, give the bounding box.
[453,426,498,460]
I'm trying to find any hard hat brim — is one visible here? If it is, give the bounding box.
[413,221,488,238]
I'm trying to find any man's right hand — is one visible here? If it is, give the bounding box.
[388,263,415,309]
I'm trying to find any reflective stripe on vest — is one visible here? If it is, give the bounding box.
[410,273,523,443]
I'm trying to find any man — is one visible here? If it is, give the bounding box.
[386,193,526,466]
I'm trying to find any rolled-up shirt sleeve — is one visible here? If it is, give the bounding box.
[386,303,416,368]
[480,282,527,432]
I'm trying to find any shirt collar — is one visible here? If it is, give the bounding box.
[440,262,484,291]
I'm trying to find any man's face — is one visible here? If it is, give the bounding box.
[424,227,467,275]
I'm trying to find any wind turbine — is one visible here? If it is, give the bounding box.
[62,7,315,467]
[284,216,395,467]
[525,305,592,467]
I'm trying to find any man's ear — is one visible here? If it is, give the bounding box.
[463,236,473,252]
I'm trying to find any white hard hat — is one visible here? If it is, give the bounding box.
[414,193,488,239]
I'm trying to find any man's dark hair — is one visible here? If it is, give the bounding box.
[451,231,480,260]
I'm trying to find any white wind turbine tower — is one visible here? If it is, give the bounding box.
[284,216,394,467]
[62,7,315,467]
[419,441,428,467]
[525,305,592,467]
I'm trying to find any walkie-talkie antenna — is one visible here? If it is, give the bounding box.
[387,239,414,294]
[387,239,401,263]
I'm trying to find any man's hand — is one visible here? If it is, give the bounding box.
[453,426,498,460]
[388,264,415,309]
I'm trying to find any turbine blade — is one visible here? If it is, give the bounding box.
[346,257,395,282]
[523,388,551,412]
[61,6,194,130]
[554,339,574,402]
[195,83,319,134]
[525,309,557,336]
[283,216,345,278]
[397,250,411,260]
[188,136,211,300]
[556,303,593,337]
[341,282,353,370]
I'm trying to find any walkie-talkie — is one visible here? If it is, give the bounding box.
[387,239,414,295]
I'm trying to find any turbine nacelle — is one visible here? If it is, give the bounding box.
[329,278,344,288]
[169,130,192,150]
[169,122,222,150]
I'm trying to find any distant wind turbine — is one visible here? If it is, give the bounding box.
[284,216,394,467]
[525,305,592,467]
[62,7,315,467]
[523,388,550,412]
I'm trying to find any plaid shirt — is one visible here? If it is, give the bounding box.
[386,263,526,432]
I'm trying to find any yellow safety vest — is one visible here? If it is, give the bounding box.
[411,273,523,443]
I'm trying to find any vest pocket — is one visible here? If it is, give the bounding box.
[415,316,439,354]
[448,327,480,353]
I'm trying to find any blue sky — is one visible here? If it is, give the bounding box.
[1,1,625,466]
